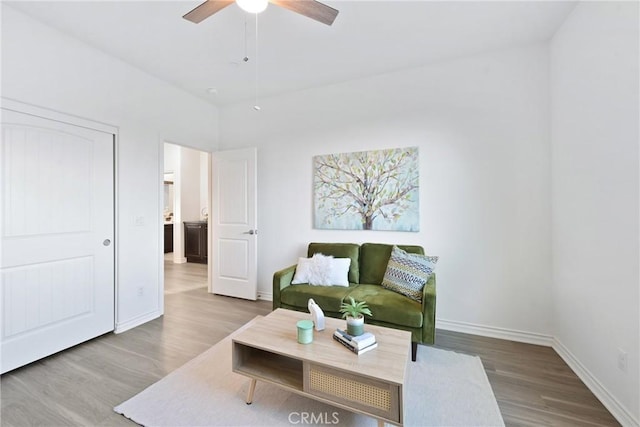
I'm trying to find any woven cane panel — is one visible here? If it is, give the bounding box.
[308,368,391,411]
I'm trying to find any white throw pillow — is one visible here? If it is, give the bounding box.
[291,254,350,287]
[308,253,333,285]
[325,258,350,287]
[291,257,313,284]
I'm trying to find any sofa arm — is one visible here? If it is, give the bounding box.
[272,264,297,310]
[421,273,437,344]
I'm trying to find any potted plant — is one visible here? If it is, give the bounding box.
[339,296,372,336]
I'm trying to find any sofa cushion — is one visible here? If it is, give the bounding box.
[359,243,425,285]
[308,243,360,284]
[281,283,355,312]
[346,284,423,328]
[382,246,438,302]
[291,254,351,286]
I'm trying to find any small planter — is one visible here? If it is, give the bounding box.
[340,296,372,337]
[346,315,365,336]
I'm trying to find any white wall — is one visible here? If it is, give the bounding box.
[164,143,180,176]
[550,2,639,424]
[1,5,219,331]
[220,44,553,339]
[179,146,203,224]
[200,151,209,218]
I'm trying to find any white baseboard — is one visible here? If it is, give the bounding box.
[435,318,637,426]
[553,339,639,427]
[257,291,273,302]
[436,318,554,347]
[115,310,162,334]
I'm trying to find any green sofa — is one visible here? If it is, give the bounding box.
[272,242,436,361]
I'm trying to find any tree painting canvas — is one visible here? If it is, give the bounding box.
[313,147,419,231]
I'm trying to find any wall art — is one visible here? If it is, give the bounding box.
[313,147,419,231]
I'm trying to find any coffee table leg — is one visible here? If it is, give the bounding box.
[246,379,257,405]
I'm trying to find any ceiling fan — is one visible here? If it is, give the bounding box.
[183,0,339,26]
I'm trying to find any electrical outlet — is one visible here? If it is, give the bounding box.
[137,286,144,297]
[617,348,628,372]
[134,216,145,226]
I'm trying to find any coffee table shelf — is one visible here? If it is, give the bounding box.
[233,343,303,391]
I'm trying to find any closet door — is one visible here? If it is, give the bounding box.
[1,107,115,373]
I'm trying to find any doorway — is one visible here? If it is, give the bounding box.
[162,142,210,295]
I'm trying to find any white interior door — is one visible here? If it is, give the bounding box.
[1,108,115,373]
[211,148,257,300]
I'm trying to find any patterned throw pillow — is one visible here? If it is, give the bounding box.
[382,246,438,302]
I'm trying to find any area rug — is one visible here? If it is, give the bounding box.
[114,319,504,426]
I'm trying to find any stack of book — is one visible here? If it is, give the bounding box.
[332,329,377,355]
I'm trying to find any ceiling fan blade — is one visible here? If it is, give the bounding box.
[183,0,235,23]
[270,0,339,26]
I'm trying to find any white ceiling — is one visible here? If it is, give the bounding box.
[7,1,577,106]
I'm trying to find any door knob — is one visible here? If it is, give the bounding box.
[243,230,257,235]
[103,239,111,246]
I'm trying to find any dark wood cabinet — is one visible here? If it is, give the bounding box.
[184,221,208,263]
[164,223,173,253]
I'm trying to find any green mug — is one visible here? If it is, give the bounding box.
[296,320,314,344]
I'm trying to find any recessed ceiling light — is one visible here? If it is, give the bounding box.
[207,87,218,95]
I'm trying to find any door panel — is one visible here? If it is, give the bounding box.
[211,148,257,300]
[218,159,248,223]
[185,225,202,258]
[3,125,92,237]
[1,108,115,373]
[218,238,248,279]
[3,257,94,338]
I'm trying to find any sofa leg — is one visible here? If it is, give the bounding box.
[411,342,418,362]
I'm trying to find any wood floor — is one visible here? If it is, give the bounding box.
[1,261,619,426]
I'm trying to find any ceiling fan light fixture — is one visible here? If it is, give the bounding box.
[236,0,269,14]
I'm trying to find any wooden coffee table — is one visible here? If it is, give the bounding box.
[232,308,411,426]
